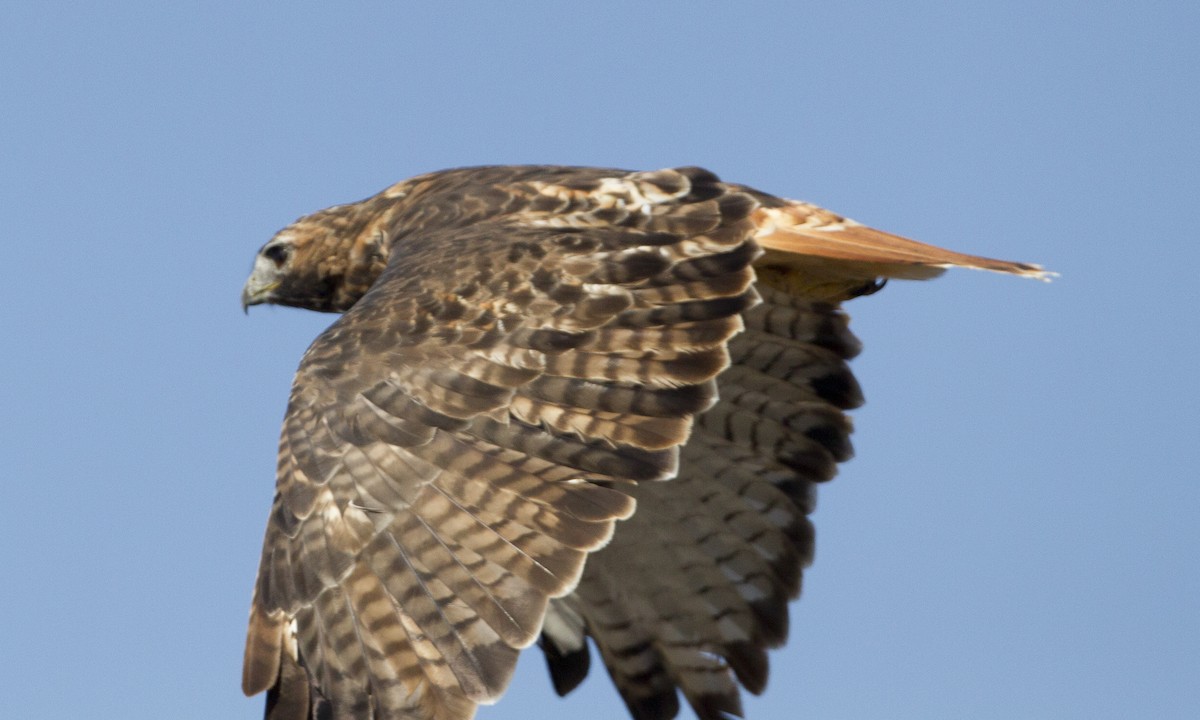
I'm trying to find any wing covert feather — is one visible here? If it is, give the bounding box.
[245,167,763,720]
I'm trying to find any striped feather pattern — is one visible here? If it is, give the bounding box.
[240,165,1046,720]
[541,288,860,719]
[245,167,767,720]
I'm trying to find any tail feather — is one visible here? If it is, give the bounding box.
[753,204,1053,283]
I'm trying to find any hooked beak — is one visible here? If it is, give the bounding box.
[241,262,279,314]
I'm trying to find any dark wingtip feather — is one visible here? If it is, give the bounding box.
[539,635,592,696]
[624,689,681,720]
[689,691,744,720]
[725,642,770,696]
[803,423,855,462]
[810,369,865,409]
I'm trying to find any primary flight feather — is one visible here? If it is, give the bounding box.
[240,165,1047,720]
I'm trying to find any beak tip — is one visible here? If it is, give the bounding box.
[241,274,277,314]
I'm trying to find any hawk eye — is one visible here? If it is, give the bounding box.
[263,244,290,268]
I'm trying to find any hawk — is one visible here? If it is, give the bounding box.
[240,165,1047,720]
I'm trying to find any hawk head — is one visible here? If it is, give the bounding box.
[242,201,393,314]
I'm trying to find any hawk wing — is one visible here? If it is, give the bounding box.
[530,184,1049,720]
[243,172,764,720]
[539,286,864,720]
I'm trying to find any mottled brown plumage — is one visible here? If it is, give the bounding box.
[241,165,1047,720]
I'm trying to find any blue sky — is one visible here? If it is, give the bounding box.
[2,2,1197,718]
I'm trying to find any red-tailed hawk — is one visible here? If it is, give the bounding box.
[240,166,1047,720]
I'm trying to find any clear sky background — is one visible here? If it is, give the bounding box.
[2,2,1197,719]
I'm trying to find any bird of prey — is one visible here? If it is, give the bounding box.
[240,165,1047,720]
